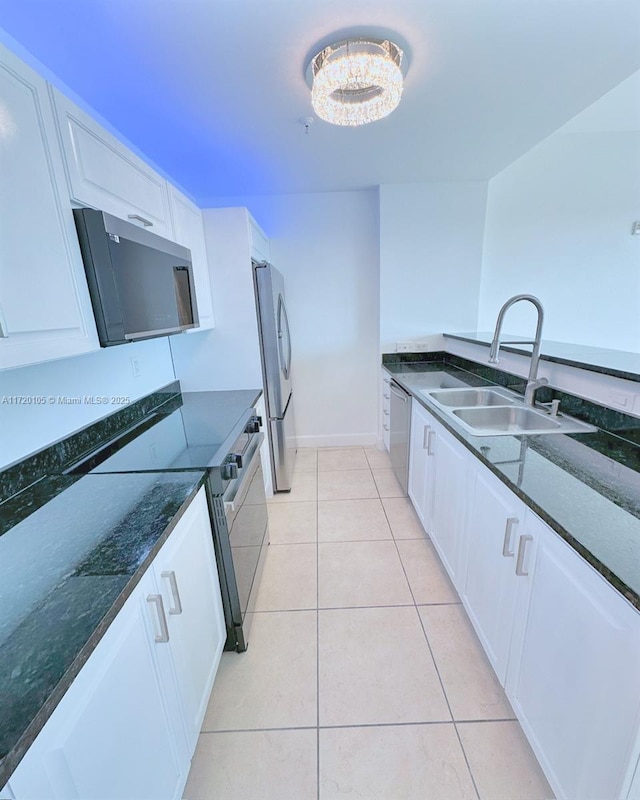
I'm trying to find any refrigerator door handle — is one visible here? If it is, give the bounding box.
[277,294,292,379]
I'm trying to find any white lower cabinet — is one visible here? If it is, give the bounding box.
[7,570,185,800]
[5,488,225,800]
[408,403,469,587]
[408,398,640,800]
[506,511,640,800]
[461,466,525,683]
[427,417,469,586]
[408,399,432,525]
[151,489,225,751]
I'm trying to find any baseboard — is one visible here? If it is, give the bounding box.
[294,432,378,449]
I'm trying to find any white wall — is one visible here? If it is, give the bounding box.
[478,72,640,352]
[379,182,489,352]
[169,207,263,392]
[0,338,175,467]
[190,191,381,448]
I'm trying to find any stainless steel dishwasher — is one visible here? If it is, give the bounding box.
[389,380,411,495]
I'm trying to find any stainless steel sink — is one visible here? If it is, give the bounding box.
[451,406,596,436]
[424,388,518,407]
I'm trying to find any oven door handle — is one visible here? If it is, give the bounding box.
[223,433,264,518]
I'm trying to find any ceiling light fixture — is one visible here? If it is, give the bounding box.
[307,37,406,127]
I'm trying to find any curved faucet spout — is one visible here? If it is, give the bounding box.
[488,294,546,406]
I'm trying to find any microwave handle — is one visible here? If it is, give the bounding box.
[128,214,154,228]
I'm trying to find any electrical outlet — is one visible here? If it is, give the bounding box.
[130,356,142,378]
[396,341,415,352]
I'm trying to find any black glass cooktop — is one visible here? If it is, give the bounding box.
[68,391,255,474]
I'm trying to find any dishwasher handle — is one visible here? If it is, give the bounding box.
[390,382,410,403]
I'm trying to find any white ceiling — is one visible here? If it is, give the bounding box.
[1,0,639,203]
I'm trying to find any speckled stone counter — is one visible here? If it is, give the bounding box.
[384,359,640,611]
[0,470,206,785]
[0,385,264,786]
[444,331,640,383]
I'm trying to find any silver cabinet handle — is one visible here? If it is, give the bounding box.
[383,423,389,431]
[162,570,183,615]
[502,517,519,557]
[383,409,390,416]
[383,393,390,399]
[128,213,153,227]
[422,425,431,449]
[427,430,436,456]
[515,535,533,576]
[147,594,170,642]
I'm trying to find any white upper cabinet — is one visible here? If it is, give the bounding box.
[0,43,99,370]
[51,88,172,236]
[249,217,270,262]
[167,185,214,331]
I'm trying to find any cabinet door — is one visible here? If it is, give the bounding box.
[8,571,185,800]
[428,417,469,586]
[249,217,270,262]
[52,88,172,236]
[152,489,225,751]
[461,466,524,683]
[507,512,640,800]
[408,400,432,527]
[168,186,215,331]
[0,44,98,370]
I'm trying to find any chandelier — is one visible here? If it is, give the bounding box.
[308,38,406,127]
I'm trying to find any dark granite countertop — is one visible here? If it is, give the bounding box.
[383,358,640,611]
[0,385,263,787]
[0,470,206,786]
[444,331,640,383]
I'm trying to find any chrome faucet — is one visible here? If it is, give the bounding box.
[488,294,548,406]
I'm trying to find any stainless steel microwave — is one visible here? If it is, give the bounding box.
[73,208,199,346]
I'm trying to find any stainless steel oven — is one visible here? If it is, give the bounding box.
[207,428,269,652]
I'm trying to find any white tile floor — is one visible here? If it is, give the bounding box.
[183,447,555,800]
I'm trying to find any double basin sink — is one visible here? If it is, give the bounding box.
[420,387,596,437]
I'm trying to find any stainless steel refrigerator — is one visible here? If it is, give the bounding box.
[253,260,296,491]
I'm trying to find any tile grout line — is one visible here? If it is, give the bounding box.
[199,717,519,736]
[380,488,483,800]
[252,601,463,614]
[270,454,496,796]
